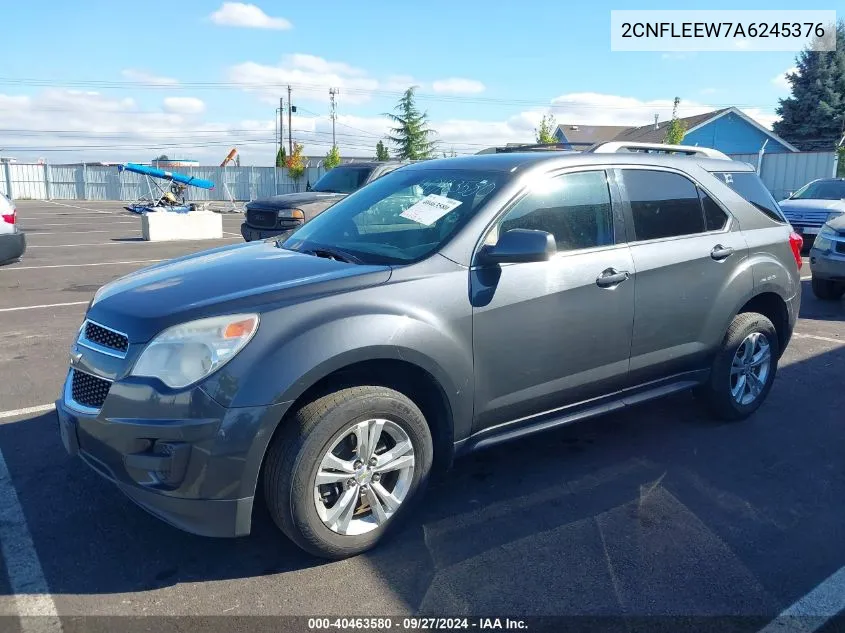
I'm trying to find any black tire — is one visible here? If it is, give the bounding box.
[696,312,780,421]
[811,276,845,301]
[263,386,433,559]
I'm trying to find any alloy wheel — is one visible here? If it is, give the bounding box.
[730,331,772,406]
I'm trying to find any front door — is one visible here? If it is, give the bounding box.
[470,169,636,432]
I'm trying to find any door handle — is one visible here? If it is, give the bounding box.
[711,245,734,261]
[596,268,630,288]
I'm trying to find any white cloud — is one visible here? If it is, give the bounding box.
[0,88,781,166]
[772,66,798,90]
[163,97,206,115]
[431,78,486,95]
[209,2,292,29]
[228,56,379,104]
[121,69,179,86]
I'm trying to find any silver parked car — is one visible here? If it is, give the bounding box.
[779,178,845,248]
[808,213,845,300]
[56,142,803,558]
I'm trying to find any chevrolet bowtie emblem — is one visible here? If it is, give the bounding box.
[70,351,83,365]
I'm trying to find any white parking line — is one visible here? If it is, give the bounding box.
[793,333,844,345]
[27,238,239,248]
[24,230,118,236]
[0,301,87,313]
[43,200,112,213]
[758,566,845,633]
[0,405,55,421]
[223,231,241,237]
[0,447,63,632]
[0,259,162,271]
[19,221,137,228]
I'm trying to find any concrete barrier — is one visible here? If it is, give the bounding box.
[141,211,223,242]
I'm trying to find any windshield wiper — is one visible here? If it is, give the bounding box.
[305,246,363,264]
[313,188,343,194]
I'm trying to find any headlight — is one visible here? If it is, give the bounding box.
[814,225,836,251]
[131,314,259,389]
[278,208,305,220]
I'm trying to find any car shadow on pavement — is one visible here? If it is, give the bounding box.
[1,343,844,619]
[800,280,845,323]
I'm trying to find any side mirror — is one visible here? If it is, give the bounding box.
[479,229,556,265]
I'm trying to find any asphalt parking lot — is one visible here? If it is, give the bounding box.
[1,200,844,630]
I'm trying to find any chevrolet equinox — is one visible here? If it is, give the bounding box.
[57,143,803,559]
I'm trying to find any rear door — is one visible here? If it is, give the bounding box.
[614,167,752,386]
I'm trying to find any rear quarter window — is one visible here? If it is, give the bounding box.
[714,172,786,223]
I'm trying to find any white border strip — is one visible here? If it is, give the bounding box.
[0,260,161,271]
[0,446,63,631]
[0,302,87,313]
[0,405,55,421]
[758,566,845,632]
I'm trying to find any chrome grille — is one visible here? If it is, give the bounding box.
[70,369,111,409]
[83,321,128,354]
[783,210,830,227]
[246,209,277,229]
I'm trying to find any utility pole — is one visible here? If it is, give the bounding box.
[287,85,293,155]
[279,97,284,162]
[329,88,339,148]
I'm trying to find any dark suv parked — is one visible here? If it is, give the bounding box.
[57,143,802,559]
[241,161,407,241]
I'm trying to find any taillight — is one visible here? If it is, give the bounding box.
[788,231,803,271]
[1,208,15,224]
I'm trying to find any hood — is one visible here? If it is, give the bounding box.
[247,192,347,210]
[778,199,845,213]
[88,241,391,342]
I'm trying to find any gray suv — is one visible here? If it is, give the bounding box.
[56,143,803,559]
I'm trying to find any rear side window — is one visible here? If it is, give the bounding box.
[700,191,729,231]
[715,172,785,223]
[620,170,704,240]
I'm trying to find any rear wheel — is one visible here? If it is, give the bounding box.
[811,276,845,301]
[696,312,779,421]
[263,386,433,559]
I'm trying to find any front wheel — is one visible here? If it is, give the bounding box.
[811,276,845,301]
[263,386,433,559]
[696,312,779,421]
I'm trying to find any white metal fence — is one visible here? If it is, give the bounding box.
[1,163,332,201]
[1,152,838,203]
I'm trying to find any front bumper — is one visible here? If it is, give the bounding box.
[56,370,289,538]
[810,248,845,282]
[0,231,25,263]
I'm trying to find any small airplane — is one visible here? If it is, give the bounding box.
[118,162,215,214]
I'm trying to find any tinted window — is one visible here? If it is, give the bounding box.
[790,179,845,201]
[495,171,614,251]
[621,170,704,240]
[715,172,785,223]
[284,168,502,264]
[700,190,729,231]
[311,166,374,194]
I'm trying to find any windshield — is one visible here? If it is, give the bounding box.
[790,180,845,201]
[283,168,503,265]
[311,166,375,194]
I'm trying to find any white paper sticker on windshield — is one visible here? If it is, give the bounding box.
[399,194,462,226]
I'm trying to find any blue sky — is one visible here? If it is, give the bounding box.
[0,0,808,162]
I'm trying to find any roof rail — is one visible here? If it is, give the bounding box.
[588,142,732,160]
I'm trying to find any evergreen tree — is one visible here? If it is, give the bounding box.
[773,21,845,150]
[275,146,286,168]
[375,140,390,161]
[386,87,436,159]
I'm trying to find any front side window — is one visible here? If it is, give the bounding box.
[493,170,614,252]
[620,170,705,240]
[283,168,503,264]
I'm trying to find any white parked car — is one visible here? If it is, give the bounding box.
[779,178,845,248]
[0,192,26,264]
